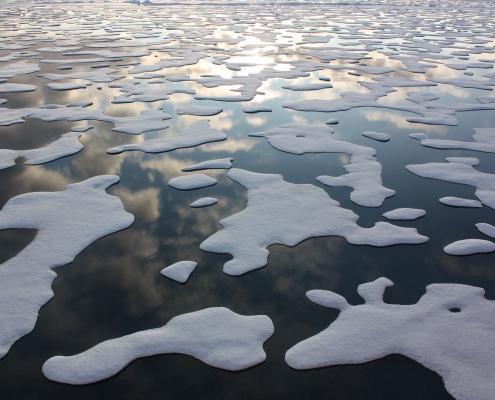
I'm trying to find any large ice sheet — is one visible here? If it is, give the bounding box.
[0,176,134,358]
[286,278,495,400]
[200,169,427,276]
[43,307,274,384]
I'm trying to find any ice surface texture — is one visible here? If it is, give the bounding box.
[200,169,427,276]
[43,307,274,384]
[286,278,495,400]
[0,176,134,358]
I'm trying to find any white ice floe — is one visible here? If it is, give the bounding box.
[382,208,425,220]
[243,106,272,113]
[200,169,427,276]
[444,239,495,256]
[407,157,495,209]
[46,82,88,91]
[107,120,227,154]
[282,83,333,91]
[0,105,172,135]
[190,197,218,208]
[169,174,217,190]
[362,131,390,142]
[476,223,495,239]
[439,197,482,208]
[176,105,223,116]
[410,128,495,154]
[43,307,274,384]
[0,132,83,169]
[0,61,40,78]
[182,158,233,172]
[325,118,339,124]
[250,124,394,207]
[0,176,134,358]
[285,277,495,400]
[0,83,37,93]
[161,261,197,283]
[39,68,124,83]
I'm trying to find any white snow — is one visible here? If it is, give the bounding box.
[46,83,88,91]
[476,223,495,239]
[0,176,134,358]
[285,277,495,400]
[107,120,227,154]
[410,128,495,154]
[0,61,40,78]
[43,307,274,384]
[200,169,427,275]
[382,208,425,220]
[169,174,217,190]
[282,83,333,91]
[161,261,197,283]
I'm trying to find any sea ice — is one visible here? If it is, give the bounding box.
[0,176,134,358]
[0,61,40,78]
[444,239,495,256]
[176,105,223,116]
[285,278,495,400]
[250,123,395,207]
[0,132,83,170]
[407,158,495,209]
[0,83,37,93]
[190,197,218,208]
[382,208,426,220]
[182,158,233,171]
[168,174,217,190]
[200,169,427,276]
[107,120,227,154]
[362,131,390,142]
[410,128,495,154]
[43,307,274,384]
[282,83,333,91]
[243,106,272,113]
[439,197,482,208]
[161,261,197,283]
[476,223,495,239]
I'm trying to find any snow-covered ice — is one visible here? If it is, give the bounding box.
[161,261,197,283]
[169,174,217,190]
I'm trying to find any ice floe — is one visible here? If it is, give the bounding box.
[0,176,134,358]
[285,277,495,400]
[444,239,495,256]
[169,174,217,191]
[250,124,395,207]
[182,158,233,171]
[190,197,218,208]
[43,307,274,384]
[411,128,495,154]
[407,157,495,209]
[0,83,36,93]
[0,132,83,169]
[362,131,390,142]
[382,208,425,221]
[176,105,223,116]
[107,120,226,154]
[200,169,427,276]
[439,197,482,208]
[161,261,197,283]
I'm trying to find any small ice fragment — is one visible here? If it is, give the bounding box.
[325,118,339,124]
[243,106,272,113]
[362,131,390,142]
[439,197,482,208]
[0,83,37,93]
[190,197,218,208]
[444,239,495,256]
[182,158,233,171]
[161,261,197,283]
[176,105,223,116]
[382,208,425,220]
[476,223,495,239]
[168,174,217,190]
